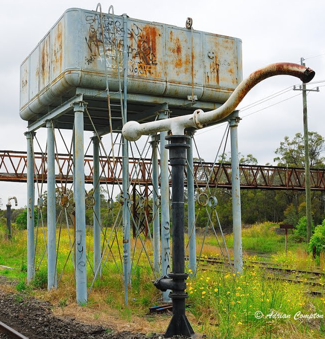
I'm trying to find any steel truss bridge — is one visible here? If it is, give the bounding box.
[1,150,325,191]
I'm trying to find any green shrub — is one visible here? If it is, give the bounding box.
[32,269,48,289]
[293,216,314,242]
[308,220,325,257]
[15,208,38,230]
[16,280,28,292]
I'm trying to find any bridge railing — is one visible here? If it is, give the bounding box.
[0,150,324,190]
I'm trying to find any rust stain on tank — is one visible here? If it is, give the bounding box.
[137,25,158,65]
[53,21,63,76]
[21,67,28,89]
[206,56,220,85]
[184,55,191,74]
[174,37,182,68]
[191,49,195,84]
[40,37,50,87]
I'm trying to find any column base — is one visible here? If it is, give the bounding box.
[165,314,195,338]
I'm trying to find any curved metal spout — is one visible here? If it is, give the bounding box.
[122,62,315,141]
[7,196,18,206]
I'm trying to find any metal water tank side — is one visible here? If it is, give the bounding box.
[20,8,242,122]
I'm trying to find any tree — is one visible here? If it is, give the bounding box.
[16,208,39,230]
[308,219,325,257]
[274,132,325,168]
[218,152,258,165]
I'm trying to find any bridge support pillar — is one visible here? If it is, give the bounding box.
[229,111,243,274]
[74,102,87,304]
[26,132,35,283]
[46,121,57,290]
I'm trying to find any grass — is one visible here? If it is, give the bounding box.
[0,221,324,338]
[225,222,286,253]
[187,263,325,338]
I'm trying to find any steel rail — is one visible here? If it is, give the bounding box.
[0,320,29,339]
[198,256,325,276]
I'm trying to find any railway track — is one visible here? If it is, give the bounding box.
[193,256,325,288]
[0,321,28,339]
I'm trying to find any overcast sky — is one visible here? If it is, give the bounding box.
[0,0,324,207]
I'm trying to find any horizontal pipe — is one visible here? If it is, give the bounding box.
[122,63,315,140]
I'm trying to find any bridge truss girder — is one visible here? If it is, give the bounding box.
[1,150,325,191]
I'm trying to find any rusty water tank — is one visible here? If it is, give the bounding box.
[20,8,242,125]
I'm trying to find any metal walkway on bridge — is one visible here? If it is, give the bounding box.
[1,150,324,191]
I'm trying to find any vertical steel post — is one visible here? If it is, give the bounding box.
[159,110,171,302]
[6,204,11,240]
[72,131,76,270]
[26,132,35,282]
[229,112,243,274]
[301,57,313,243]
[92,136,101,279]
[74,102,87,304]
[151,135,160,274]
[164,135,194,337]
[122,14,131,305]
[122,124,131,304]
[187,132,196,275]
[46,120,57,289]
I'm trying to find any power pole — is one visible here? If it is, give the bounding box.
[293,57,319,243]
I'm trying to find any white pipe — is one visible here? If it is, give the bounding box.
[122,63,315,140]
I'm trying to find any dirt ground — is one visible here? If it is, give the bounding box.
[0,276,193,339]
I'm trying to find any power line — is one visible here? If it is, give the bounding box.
[304,53,325,61]
[239,86,292,112]
[241,92,302,119]
[195,121,227,135]
[196,91,302,135]
[196,80,325,135]
[308,79,325,85]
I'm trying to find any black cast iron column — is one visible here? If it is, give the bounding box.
[6,204,12,240]
[164,135,194,337]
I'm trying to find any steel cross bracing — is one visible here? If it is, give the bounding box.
[1,150,325,191]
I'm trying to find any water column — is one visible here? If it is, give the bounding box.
[46,121,57,289]
[73,102,87,304]
[229,112,243,274]
[92,135,101,279]
[164,135,194,337]
[26,131,35,283]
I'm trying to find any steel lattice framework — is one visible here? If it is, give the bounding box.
[1,150,324,190]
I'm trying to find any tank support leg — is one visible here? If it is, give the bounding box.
[92,135,101,279]
[74,102,87,304]
[230,112,243,275]
[47,121,57,290]
[187,131,197,276]
[151,134,160,275]
[26,131,35,283]
[159,109,172,303]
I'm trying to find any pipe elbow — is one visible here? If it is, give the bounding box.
[8,196,18,206]
[122,121,142,141]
